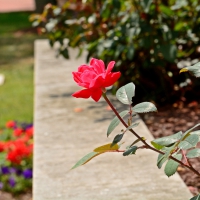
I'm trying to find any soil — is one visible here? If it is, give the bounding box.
[0,191,32,200]
[141,101,200,196]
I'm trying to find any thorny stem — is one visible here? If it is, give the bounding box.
[102,93,200,177]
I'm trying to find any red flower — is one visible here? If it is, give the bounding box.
[25,127,33,138]
[72,58,121,102]
[0,142,5,152]
[6,140,33,164]
[6,121,16,128]
[13,128,24,137]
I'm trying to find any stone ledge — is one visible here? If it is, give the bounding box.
[33,39,192,200]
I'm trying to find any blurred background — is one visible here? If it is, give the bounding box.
[1,0,200,199]
[31,0,200,107]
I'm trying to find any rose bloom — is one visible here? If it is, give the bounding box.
[72,58,121,102]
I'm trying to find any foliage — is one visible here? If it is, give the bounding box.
[31,0,200,104]
[0,121,33,194]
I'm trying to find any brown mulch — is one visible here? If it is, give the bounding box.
[141,101,200,196]
[0,192,32,200]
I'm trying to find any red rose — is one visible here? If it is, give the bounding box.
[72,58,121,102]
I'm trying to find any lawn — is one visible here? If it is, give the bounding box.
[0,12,39,128]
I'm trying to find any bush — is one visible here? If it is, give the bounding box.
[31,0,200,104]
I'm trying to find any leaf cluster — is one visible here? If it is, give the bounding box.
[152,124,200,177]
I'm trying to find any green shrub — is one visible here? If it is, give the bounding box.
[31,0,200,104]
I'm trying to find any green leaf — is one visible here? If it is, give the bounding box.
[127,122,140,130]
[151,141,164,150]
[0,153,6,165]
[190,194,200,200]
[187,149,200,159]
[152,131,182,147]
[178,134,199,150]
[60,48,69,59]
[160,44,177,62]
[182,123,200,140]
[132,102,157,113]
[111,134,124,146]
[116,83,135,105]
[191,130,200,136]
[107,110,129,137]
[71,152,101,169]
[157,143,178,169]
[94,143,119,152]
[160,5,174,16]
[180,62,200,77]
[140,0,153,13]
[157,153,168,169]
[127,45,134,60]
[123,146,138,156]
[164,154,182,177]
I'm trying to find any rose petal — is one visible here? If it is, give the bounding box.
[80,71,96,83]
[91,89,102,102]
[89,75,104,88]
[78,64,91,72]
[72,89,91,99]
[90,58,96,66]
[90,58,105,74]
[72,72,81,83]
[106,61,115,75]
[103,72,121,87]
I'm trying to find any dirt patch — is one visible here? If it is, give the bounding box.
[0,191,32,200]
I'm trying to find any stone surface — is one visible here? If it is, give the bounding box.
[34,40,193,200]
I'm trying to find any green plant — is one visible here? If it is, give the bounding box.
[71,59,200,200]
[0,120,33,194]
[31,0,200,104]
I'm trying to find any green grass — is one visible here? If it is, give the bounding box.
[0,12,39,128]
[0,12,32,34]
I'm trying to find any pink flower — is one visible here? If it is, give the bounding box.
[72,58,121,102]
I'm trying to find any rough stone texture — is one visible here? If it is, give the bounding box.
[33,40,192,200]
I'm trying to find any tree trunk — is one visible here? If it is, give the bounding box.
[35,0,57,13]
